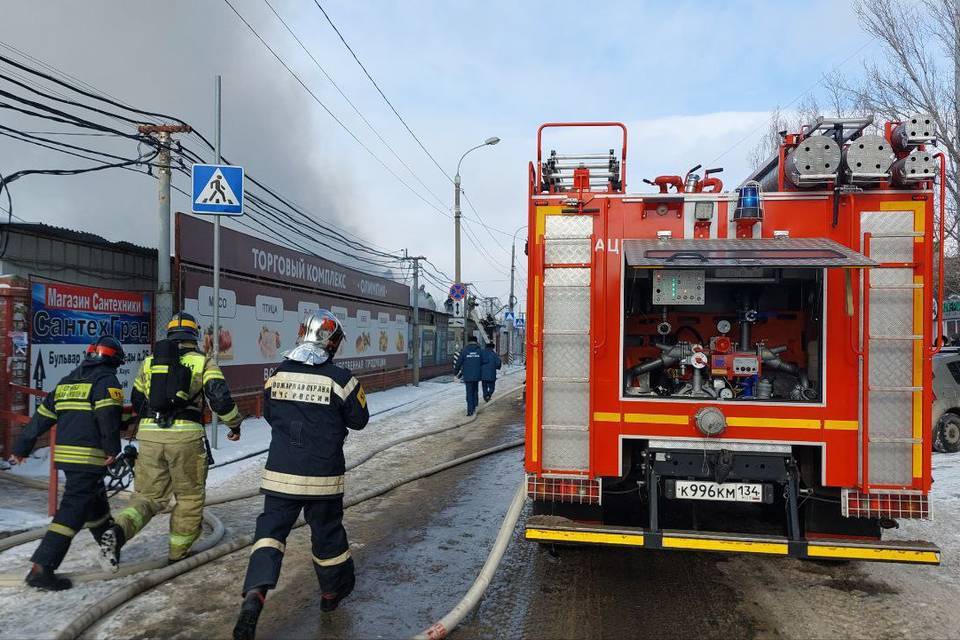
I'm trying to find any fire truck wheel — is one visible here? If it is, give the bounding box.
[934,413,960,453]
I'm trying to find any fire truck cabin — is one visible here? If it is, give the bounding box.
[524,120,942,564]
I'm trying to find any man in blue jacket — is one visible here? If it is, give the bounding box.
[481,342,502,403]
[453,336,484,416]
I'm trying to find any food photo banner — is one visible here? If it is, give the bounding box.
[180,268,408,389]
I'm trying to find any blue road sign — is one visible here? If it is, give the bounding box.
[515,318,525,329]
[449,283,467,301]
[504,311,515,323]
[192,164,244,215]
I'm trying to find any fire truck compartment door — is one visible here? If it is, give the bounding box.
[623,238,877,268]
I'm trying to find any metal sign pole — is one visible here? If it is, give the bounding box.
[211,75,222,450]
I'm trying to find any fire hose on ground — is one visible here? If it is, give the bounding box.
[0,384,523,583]
[413,481,526,640]
[0,379,523,553]
[56,438,525,640]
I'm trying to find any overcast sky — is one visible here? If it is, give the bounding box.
[0,0,873,307]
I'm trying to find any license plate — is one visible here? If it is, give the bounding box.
[673,480,763,503]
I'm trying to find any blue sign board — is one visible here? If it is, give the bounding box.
[191,163,244,215]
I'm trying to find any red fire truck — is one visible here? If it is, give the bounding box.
[524,119,942,564]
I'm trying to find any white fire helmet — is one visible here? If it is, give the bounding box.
[283,309,345,365]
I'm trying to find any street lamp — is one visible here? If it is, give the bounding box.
[453,136,499,347]
[508,224,527,364]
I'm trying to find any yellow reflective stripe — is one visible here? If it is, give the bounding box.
[313,549,350,567]
[150,365,169,374]
[54,445,106,465]
[261,469,344,496]
[84,514,110,529]
[37,405,57,420]
[168,317,199,330]
[56,444,106,455]
[526,528,643,546]
[662,536,788,555]
[824,420,858,431]
[726,417,821,430]
[202,369,225,383]
[624,413,689,425]
[48,523,76,538]
[593,412,621,423]
[133,378,146,392]
[175,390,190,400]
[219,406,240,424]
[807,544,939,564]
[117,507,144,532]
[55,402,92,411]
[54,454,106,465]
[170,532,199,547]
[251,538,286,554]
[139,421,205,432]
[94,398,122,410]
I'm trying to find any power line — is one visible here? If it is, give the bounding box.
[263,0,448,210]
[313,0,453,184]
[221,0,453,222]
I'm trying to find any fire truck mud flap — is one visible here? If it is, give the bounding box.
[524,516,940,565]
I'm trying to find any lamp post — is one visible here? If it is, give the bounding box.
[508,224,527,364]
[454,136,499,349]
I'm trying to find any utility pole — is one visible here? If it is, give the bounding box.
[210,75,222,450]
[138,123,192,342]
[453,175,463,351]
[453,136,499,351]
[403,253,425,386]
[508,225,526,365]
[508,240,516,364]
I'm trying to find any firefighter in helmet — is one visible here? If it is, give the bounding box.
[9,336,126,590]
[100,312,242,567]
[233,309,369,640]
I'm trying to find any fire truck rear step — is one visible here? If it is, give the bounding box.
[524,517,941,564]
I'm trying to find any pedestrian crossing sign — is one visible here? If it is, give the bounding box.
[191,163,244,215]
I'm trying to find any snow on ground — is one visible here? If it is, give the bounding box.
[0,370,524,639]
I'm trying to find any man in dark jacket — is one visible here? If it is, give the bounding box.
[481,342,502,402]
[453,336,485,416]
[234,309,369,640]
[9,336,125,590]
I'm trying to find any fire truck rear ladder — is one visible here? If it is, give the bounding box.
[857,222,926,510]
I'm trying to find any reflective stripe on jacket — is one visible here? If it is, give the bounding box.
[261,359,370,499]
[13,362,123,469]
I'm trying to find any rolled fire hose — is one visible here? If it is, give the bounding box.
[413,481,526,640]
[57,438,525,640]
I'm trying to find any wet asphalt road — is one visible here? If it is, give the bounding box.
[258,394,774,640]
[87,387,951,640]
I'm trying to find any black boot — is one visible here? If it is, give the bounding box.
[320,574,355,613]
[233,590,265,640]
[97,525,125,573]
[25,564,72,591]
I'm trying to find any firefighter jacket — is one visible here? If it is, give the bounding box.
[454,343,484,382]
[261,359,370,500]
[14,362,123,470]
[480,347,502,382]
[131,342,241,444]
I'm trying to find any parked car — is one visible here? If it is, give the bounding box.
[933,348,960,453]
